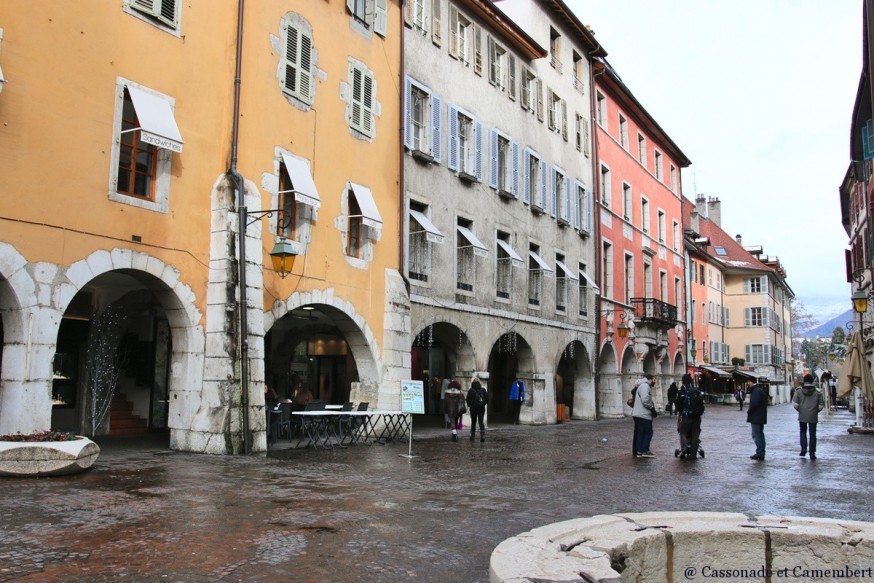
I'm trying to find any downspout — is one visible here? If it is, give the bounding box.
[590,59,606,420]
[226,0,250,454]
[399,1,409,293]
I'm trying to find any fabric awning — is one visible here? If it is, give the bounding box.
[125,85,184,152]
[732,370,759,381]
[528,250,554,272]
[555,260,579,281]
[280,153,320,209]
[495,239,523,267]
[409,209,444,244]
[349,182,383,229]
[578,270,600,295]
[700,365,732,379]
[456,225,488,257]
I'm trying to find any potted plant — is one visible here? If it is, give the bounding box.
[0,430,100,477]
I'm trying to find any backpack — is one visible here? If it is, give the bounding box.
[467,386,487,409]
[683,388,705,417]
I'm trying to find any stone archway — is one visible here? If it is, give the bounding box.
[409,320,477,417]
[620,344,640,416]
[557,341,595,420]
[597,342,621,418]
[487,332,536,424]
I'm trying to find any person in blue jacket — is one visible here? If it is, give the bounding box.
[746,379,768,460]
[509,379,525,424]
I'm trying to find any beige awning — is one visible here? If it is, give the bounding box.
[125,84,184,152]
[279,153,320,209]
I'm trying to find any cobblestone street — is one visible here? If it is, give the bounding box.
[1,403,871,582]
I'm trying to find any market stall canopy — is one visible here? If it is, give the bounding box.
[838,331,874,400]
[700,365,732,379]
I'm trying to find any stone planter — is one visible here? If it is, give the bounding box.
[0,436,100,477]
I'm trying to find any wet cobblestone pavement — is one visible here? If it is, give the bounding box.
[1,403,872,582]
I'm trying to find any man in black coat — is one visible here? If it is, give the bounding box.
[746,379,768,460]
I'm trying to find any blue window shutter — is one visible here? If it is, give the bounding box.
[523,150,531,205]
[563,177,571,222]
[549,167,557,218]
[572,182,581,230]
[474,119,483,181]
[744,307,751,326]
[510,141,519,197]
[539,159,547,210]
[403,77,413,150]
[585,188,593,232]
[448,105,458,171]
[431,93,442,162]
[489,128,499,189]
[744,345,751,362]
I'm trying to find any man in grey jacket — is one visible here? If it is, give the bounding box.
[793,373,825,459]
[632,374,657,458]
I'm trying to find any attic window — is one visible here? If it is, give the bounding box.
[715,246,727,256]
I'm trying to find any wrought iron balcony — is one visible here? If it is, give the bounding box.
[631,297,678,329]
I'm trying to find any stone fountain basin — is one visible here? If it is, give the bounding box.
[0,437,100,477]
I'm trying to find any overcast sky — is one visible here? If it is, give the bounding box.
[565,0,861,324]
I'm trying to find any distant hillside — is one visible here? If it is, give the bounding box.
[802,309,854,338]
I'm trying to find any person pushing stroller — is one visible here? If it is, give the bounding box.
[674,373,705,459]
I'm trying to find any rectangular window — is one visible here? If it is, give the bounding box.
[404,77,441,161]
[127,0,178,29]
[488,36,507,91]
[641,197,650,233]
[524,149,544,210]
[657,210,666,243]
[670,164,678,193]
[643,262,652,298]
[408,202,444,282]
[745,307,764,326]
[555,253,568,312]
[578,183,592,235]
[638,133,646,166]
[496,231,520,300]
[449,7,473,66]
[624,254,634,304]
[347,190,362,258]
[456,218,483,292]
[745,277,763,294]
[654,150,663,180]
[550,28,562,72]
[600,165,611,208]
[411,0,426,32]
[282,20,313,104]
[528,244,551,306]
[573,52,585,94]
[448,106,482,180]
[596,91,607,130]
[659,271,667,302]
[622,182,632,221]
[619,114,628,148]
[578,263,590,317]
[118,88,158,200]
[349,63,375,137]
[602,241,613,300]
[489,130,517,196]
[551,166,569,223]
[672,220,680,251]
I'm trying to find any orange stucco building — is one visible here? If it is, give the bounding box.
[0,0,404,453]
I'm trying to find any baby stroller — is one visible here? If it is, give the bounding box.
[674,414,705,459]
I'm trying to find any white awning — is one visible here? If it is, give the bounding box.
[280,153,320,209]
[555,260,579,281]
[456,225,488,257]
[528,250,554,272]
[125,85,184,152]
[578,270,601,295]
[409,209,444,244]
[0,63,6,92]
[495,239,523,267]
[349,182,383,229]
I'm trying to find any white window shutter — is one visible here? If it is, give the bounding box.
[448,105,459,171]
[488,128,499,189]
[403,77,413,150]
[487,36,497,85]
[375,0,388,36]
[131,0,176,27]
[346,0,355,14]
[744,307,751,326]
[283,23,300,96]
[431,0,442,45]
[510,141,519,197]
[431,93,442,162]
[474,119,483,182]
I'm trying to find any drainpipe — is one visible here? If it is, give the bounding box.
[226,0,250,455]
[590,59,606,420]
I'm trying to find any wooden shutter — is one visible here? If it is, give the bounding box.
[535,78,543,121]
[563,176,571,222]
[362,73,374,136]
[374,0,388,36]
[539,158,547,210]
[508,56,516,100]
[561,99,568,141]
[431,93,442,162]
[283,23,311,103]
[447,105,459,171]
[572,183,581,230]
[474,119,483,182]
[448,6,458,58]
[487,36,497,85]
[549,167,557,218]
[488,128,499,189]
[432,0,442,45]
[510,141,519,197]
[404,0,413,27]
[403,77,413,150]
[473,25,482,75]
[520,72,529,111]
[523,150,531,205]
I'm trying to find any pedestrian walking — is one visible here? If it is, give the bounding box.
[675,374,705,459]
[509,379,525,424]
[632,374,657,458]
[793,373,825,459]
[746,378,767,460]
[735,386,746,411]
[466,377,488,442]
[667,381,679,416]
[444,379,465,442]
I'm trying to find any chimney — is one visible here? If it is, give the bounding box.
[707,197,721,227]
[695,194,707,218]
[735,234,742,246]
[690,210,700,234]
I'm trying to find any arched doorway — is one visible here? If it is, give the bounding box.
[620,344,639,416]
[597,342,621,418]
[487,332,535,424]
[556,341,595,420]
[409,321,475,418]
